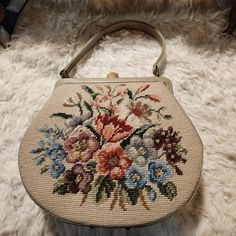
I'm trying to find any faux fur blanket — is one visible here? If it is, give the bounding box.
[0,0,235,235]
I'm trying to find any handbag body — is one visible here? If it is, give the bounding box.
[19,20,203,227]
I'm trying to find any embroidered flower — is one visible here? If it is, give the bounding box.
[127,102,152,122]
[49,160,65,179]
[148,162,172,184]
[38,125,65,140]
[125,136,157,166]
[95,115,133,143]
[153,126,186,163]
[46,143,67,161]
[64,112,93,132]
[125,166,147,189]
[63,164,93,194]
[94,145,132,180]
[31,84,188,209]
[64,128,99,163]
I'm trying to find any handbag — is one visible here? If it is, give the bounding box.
[19,20,203,227]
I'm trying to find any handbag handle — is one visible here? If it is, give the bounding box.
[60,20,166,78]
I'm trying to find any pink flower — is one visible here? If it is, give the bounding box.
[64,128,99,163]
[95,115,133,142]
[94,145,132,180]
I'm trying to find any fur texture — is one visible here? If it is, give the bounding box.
[65,0,234,12]
[0,0,236,235]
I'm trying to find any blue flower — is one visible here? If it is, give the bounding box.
[38,125,65,140]
[125,136,157,167]
[49,160,65,179]
[46,143,67,161]
[125,166,147,189]
[148,162,172,184]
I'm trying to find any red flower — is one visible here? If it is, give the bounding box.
[94,145,132,180]
[95,115,133,142]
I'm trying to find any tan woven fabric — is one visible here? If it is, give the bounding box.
[19,78,203,227]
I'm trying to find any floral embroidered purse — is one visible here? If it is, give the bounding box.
[19,20,203,227]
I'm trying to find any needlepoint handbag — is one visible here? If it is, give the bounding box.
[19,20,203,227]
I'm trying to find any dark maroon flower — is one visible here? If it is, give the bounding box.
[63,164,93,194]
[153,126,187,164]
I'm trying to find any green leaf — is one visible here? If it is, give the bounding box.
[120,124,156,149]
[50,113,73,119]
[118,179,139,205]
[127,89,133,100]
[117,98,124,105]
[158,181,177,201]
[94,175,104,187]
[40,165,49,174]
[163,114,172,120]
[127,189,139,205]
[174,165,183,175]
[100,107,112,116]
[96,176,108,202]
[96,185,103,202]
[86,161,97,172]
[53,183,68,195]
[77,103,83,115]
[134,124,156,136]
[83,101,93,115]
[82,85,100,99]
[85,125,100,143]
[95,176,116,202]
[82,85,95,94]
[105,179,116,198]
[144,185,154,193]
[31,148,44,154]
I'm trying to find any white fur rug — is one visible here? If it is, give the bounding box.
[0,1,236,235]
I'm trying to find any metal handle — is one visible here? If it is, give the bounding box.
[60,20,166,78]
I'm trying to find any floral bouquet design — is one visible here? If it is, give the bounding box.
[31,84,188,210]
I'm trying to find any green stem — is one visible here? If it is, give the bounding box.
[158,152,166,159]
[134,95,147,101]
[149,107,165,114]
[77,103,83,115]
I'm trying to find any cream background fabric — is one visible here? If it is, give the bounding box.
[19,81,203,227]
[0,0,236,235]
